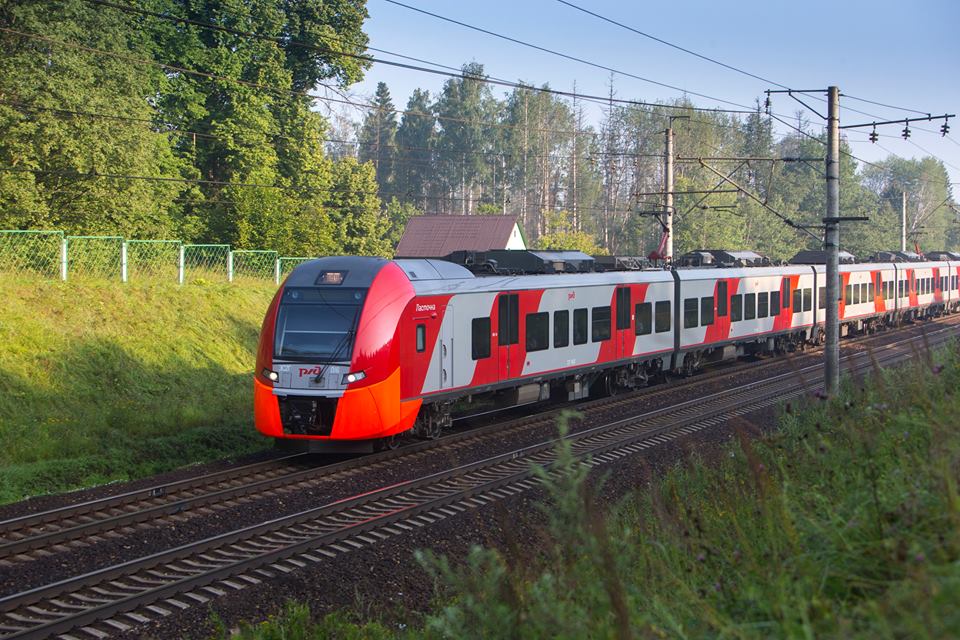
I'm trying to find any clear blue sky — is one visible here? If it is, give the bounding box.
[348,0,960,188]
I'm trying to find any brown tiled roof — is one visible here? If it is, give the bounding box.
[395,215,519,257]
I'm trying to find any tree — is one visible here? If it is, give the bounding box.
[358,82,397,194]
[395,89,436,210]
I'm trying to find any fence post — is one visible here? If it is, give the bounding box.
[60,237,68,281]
[121,241,128,283]
[178,245,185,285]
[274,258,281,285]
[227,250,234,283]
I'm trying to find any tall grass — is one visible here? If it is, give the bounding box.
[232,342,960,638]
[0,275,275,503]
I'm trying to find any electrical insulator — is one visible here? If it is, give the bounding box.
[869,126,878,143]
[764,96,771,114]
[942,120,950,136]
[902,123,911,139]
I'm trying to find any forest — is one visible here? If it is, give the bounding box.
[1,0,956,260]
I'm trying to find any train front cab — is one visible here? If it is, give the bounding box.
[254,257,419,446]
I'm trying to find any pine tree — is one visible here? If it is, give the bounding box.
[358,82,398,195]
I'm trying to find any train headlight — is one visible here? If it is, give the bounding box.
[342,370,366,384]
[262,368,280,382]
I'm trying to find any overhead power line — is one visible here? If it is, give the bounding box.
[553,0,789,90]
[380,0,756,111]
[81,0,750,117]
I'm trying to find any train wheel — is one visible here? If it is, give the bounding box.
[374,434,401,452]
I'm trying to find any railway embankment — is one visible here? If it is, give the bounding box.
[228,341,960,639]
[0,276,275,504]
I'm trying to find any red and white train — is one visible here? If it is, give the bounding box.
[254,250,960,449]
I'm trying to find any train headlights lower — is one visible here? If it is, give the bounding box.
[342,370,366,384]
[262,368,280,383]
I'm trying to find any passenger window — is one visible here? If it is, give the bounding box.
[868,282,874,300]
[818,286,826,309]
[845,284,852,305]
[782,278,791,309]
[770,291,780,314]
[717,282,728,317]
[731,294,743,322]
[683,298,698,329]
[573,308,588,345]
[803,288,812,311]
[655,301,671,333]
[758,292,769,318]
[635,302,652,336]
[554,310,569,348]
[860,283,867,302]
[793,287,802,312]
[416,324,426,353]
[591,306,611,342]
[744,293,756,320]
[616,288,631,330]
[498,294,519,346]
[471,318,490,360]
[525,312,549,352]
[701,297,714,326]
[853,285,861,305]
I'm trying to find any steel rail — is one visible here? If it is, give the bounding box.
[0,324,954,640]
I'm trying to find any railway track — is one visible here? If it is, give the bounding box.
[1,316,956,564]
[0,321,955,640]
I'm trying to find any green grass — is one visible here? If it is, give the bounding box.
[228,344,960,639]
[0,275,277,504]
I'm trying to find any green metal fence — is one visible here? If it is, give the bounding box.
[0,230,63,279]
[127,239,182,281]
[231,249,278,282]
[0,229,317,286]
[182,244,230,283]
[66,235,124,280]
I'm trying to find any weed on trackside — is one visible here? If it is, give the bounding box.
[224,340,960,639]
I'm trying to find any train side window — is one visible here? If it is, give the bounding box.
[782,278,791,309]
[573,308,588,345]
[416,324,427,353]
[793,287,803,312]
[770,291,780,314]
[700,297,714,326]
[683,298,698,329]
[876,272,883,292]
[861,283,868,302]
[471,318,490,360]
[881,281,888,299]
[616,288,631,330]
[854,284,862,305]
[525,312,549,352]
[554,310,569,348]
[655,301,671,332]
[758,292,769,318]
[818,287,826,309]
[498,294,519,346]
[845,284,852,305]
[803,288,812,311]
[717,282,728,317]
[635,302,652,335]
[744,293,756,320]
[731,294,743,322]
[592,306,611,342]
[868,282,875,300]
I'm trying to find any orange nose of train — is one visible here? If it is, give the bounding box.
[254,257,420,443]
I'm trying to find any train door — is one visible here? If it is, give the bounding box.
[497,293,519,381]
[439,304,454,389]
[614,286,632,359]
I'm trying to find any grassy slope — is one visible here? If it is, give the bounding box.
[233,345,960,639]
[0,275,276,504]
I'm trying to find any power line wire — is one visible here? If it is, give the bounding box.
[553,0,789,90]
[380,0,757,111]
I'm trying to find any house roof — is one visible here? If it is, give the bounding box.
[395,215,520,258]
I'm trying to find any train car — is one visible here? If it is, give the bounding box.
[254,250,959,450]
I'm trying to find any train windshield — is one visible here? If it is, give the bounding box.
[274,287,366,362]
